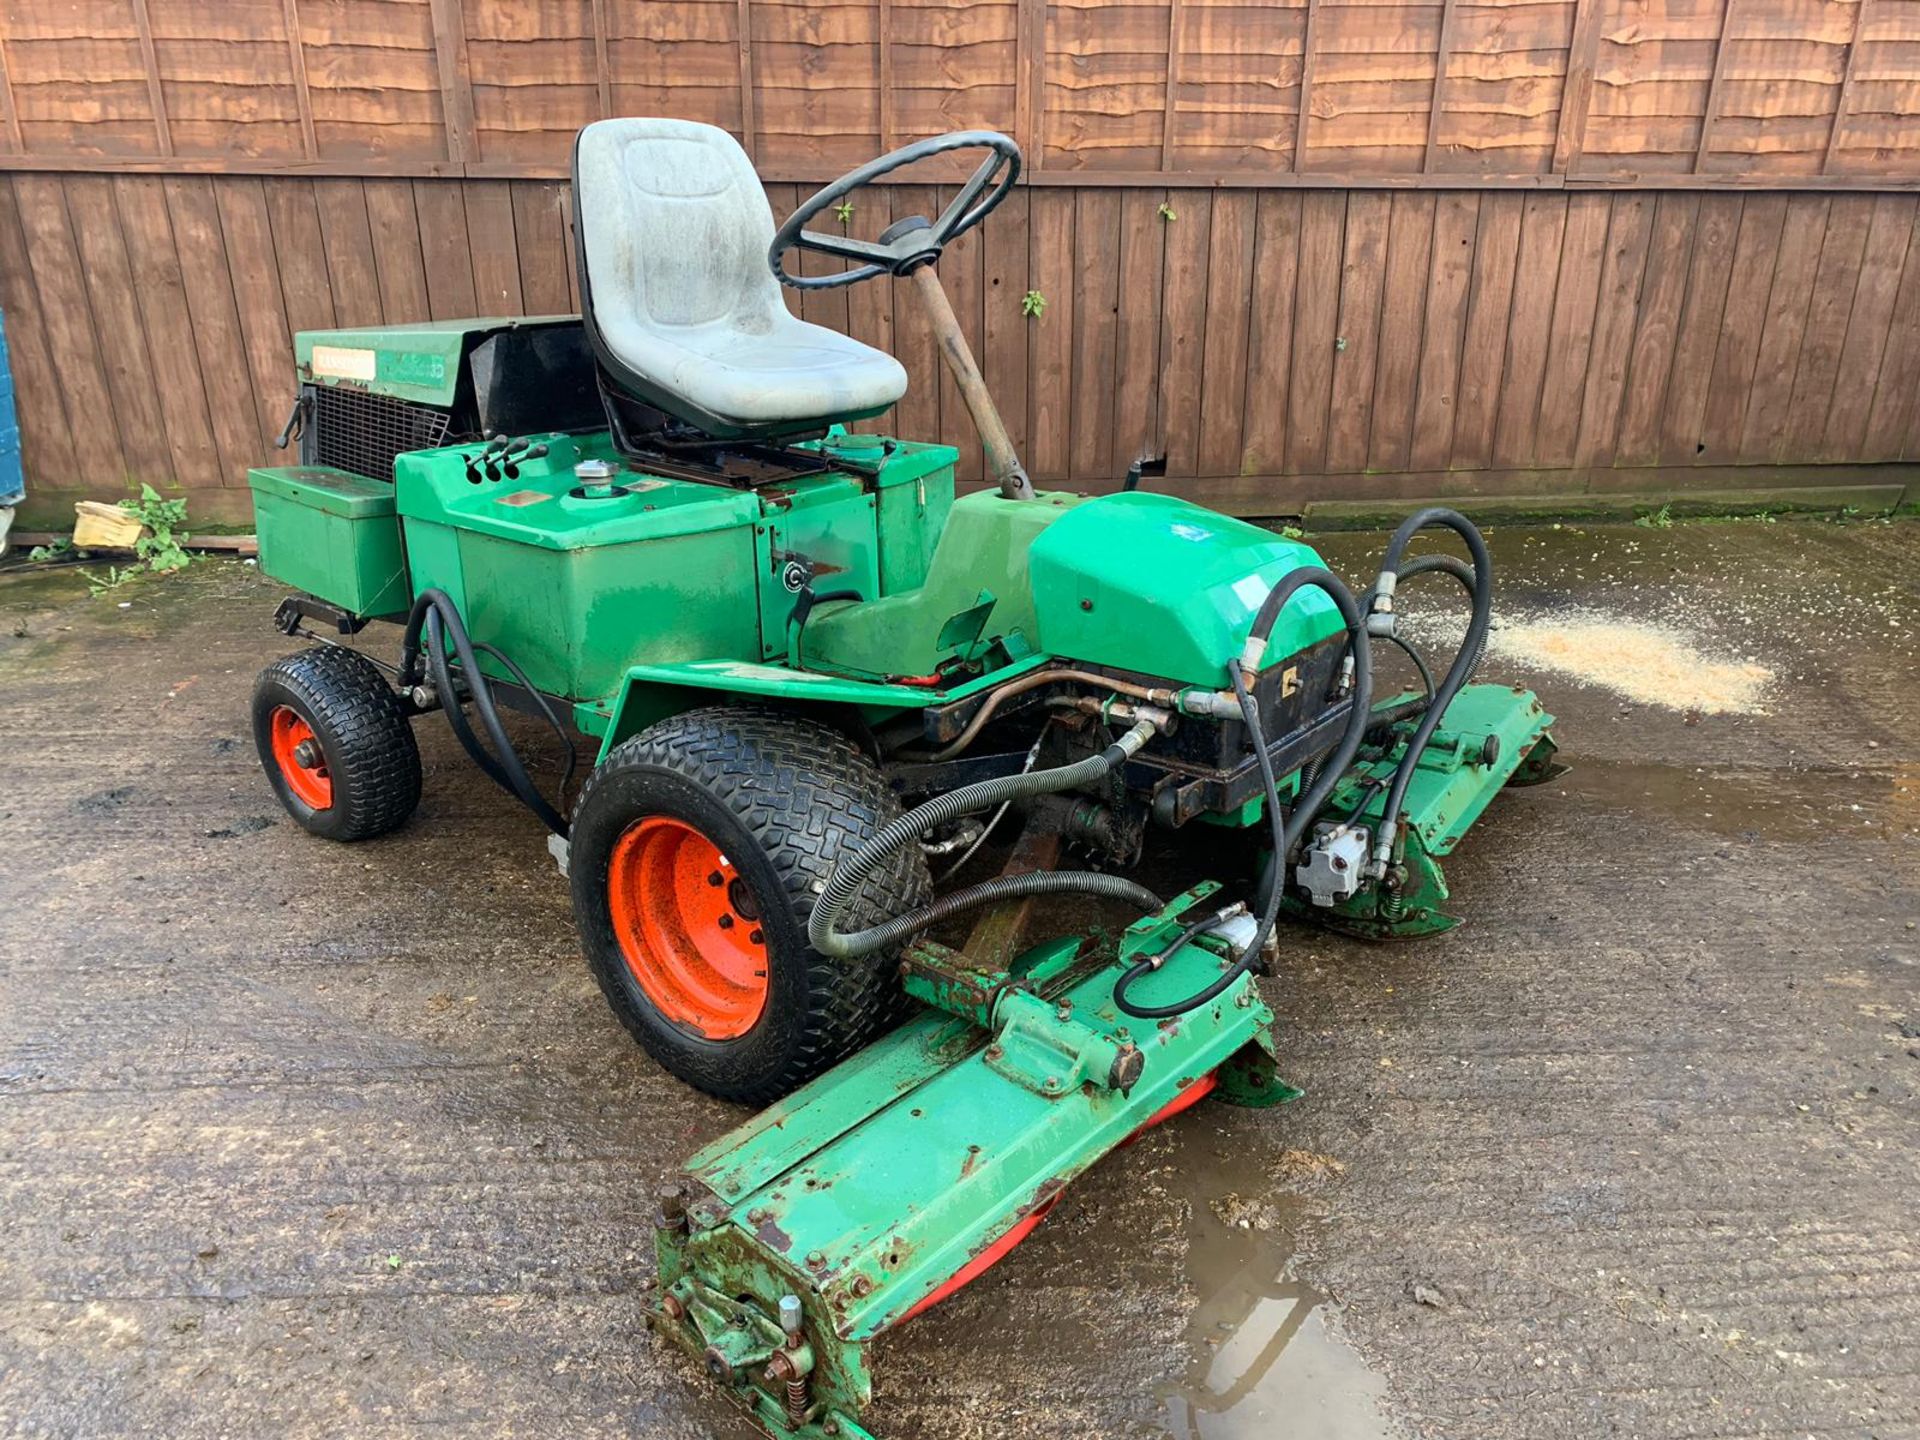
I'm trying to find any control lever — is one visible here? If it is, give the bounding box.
[501,443,549,481]
[481,435,513,481]
[1122,452,1167,492]
[273,394,307,451]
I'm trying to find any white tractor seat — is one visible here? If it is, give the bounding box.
[572,118,908,439]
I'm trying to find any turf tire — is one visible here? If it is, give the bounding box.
[570,705,930,1105]
[253,645,422,842]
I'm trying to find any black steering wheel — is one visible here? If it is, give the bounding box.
[769,130,1022,291]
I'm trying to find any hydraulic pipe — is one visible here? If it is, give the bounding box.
[1366,508,1492,868]
[908,264,1034,500]
[809,717,1164,958]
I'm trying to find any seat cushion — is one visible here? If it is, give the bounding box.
[574,118,907,434]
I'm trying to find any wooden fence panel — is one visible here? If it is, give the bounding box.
[145,0,307,160]
[297,0,450,162]
[464,0,600,164]
[4,0,1920,185]
[0,1,162,159]
[602,0,744,139]
[5,169,1920,523]
[1044,0,1170,170]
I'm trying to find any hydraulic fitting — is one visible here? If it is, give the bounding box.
[1177,687,1242,720]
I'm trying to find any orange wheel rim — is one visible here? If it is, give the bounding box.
[607,817,770,1040]
[269,705,333,810]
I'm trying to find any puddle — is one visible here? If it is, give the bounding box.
[0,559,94,611]
[1555,757,1913,843]
[1157,1126,1398,1440]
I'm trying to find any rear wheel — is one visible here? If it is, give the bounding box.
[252,646,421,842]
[570,706,928,1104]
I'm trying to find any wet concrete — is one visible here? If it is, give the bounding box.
[1,516,1916,1439]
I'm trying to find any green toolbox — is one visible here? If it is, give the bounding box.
[249,465,408,619]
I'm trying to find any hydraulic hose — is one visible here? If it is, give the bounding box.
[1367,508,1492,867]
[400,588,570,837]
[819,870,1163,963]
[1383,631,1435,701]
[1115,568,1373,1019]
[809,718,1164,959]
[1366,552,1486,685]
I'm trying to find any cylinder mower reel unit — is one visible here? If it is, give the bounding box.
[244,116,1560,1440]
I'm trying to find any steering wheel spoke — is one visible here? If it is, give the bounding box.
[797,229,896,265]
[934,153,1007,241]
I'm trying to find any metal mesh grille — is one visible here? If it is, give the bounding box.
[310,385,452,482]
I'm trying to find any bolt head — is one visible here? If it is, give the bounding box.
[660,1294,686,1322]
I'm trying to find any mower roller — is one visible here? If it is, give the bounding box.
[246,119,1556,1437]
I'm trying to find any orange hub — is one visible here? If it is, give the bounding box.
[607,817,770,1039]
[269,705,333,810]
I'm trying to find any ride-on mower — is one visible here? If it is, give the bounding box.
[248,119,1556,1437]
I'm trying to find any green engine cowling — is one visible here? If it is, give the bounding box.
[1027,491,1347,686]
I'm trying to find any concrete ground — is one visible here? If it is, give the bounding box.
[0,516,1915,1440]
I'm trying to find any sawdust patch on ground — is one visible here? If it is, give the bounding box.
[1408,609,1773,714]
[1486,614,1771,714]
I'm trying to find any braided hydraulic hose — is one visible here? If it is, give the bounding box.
[808,718,1164,959]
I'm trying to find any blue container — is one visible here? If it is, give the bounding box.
[0,310,23,507]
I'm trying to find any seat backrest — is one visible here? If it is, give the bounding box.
[574,118,782,344]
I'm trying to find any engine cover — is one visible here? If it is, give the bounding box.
[1026,492,1348,687]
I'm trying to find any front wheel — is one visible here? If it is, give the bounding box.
[252,646,422,842]
[569,706,928,1105]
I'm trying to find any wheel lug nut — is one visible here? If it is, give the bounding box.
[749,928,764,945]
[708,871,724,887]
[717,914,734,930]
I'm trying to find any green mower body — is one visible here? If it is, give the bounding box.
[247,122,1557,1440]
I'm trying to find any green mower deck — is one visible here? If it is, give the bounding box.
[650,885,1295,1439]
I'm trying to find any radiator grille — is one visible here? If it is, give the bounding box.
[310,385,452,482]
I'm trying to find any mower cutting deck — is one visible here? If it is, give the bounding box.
[245,118,1555,1437]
